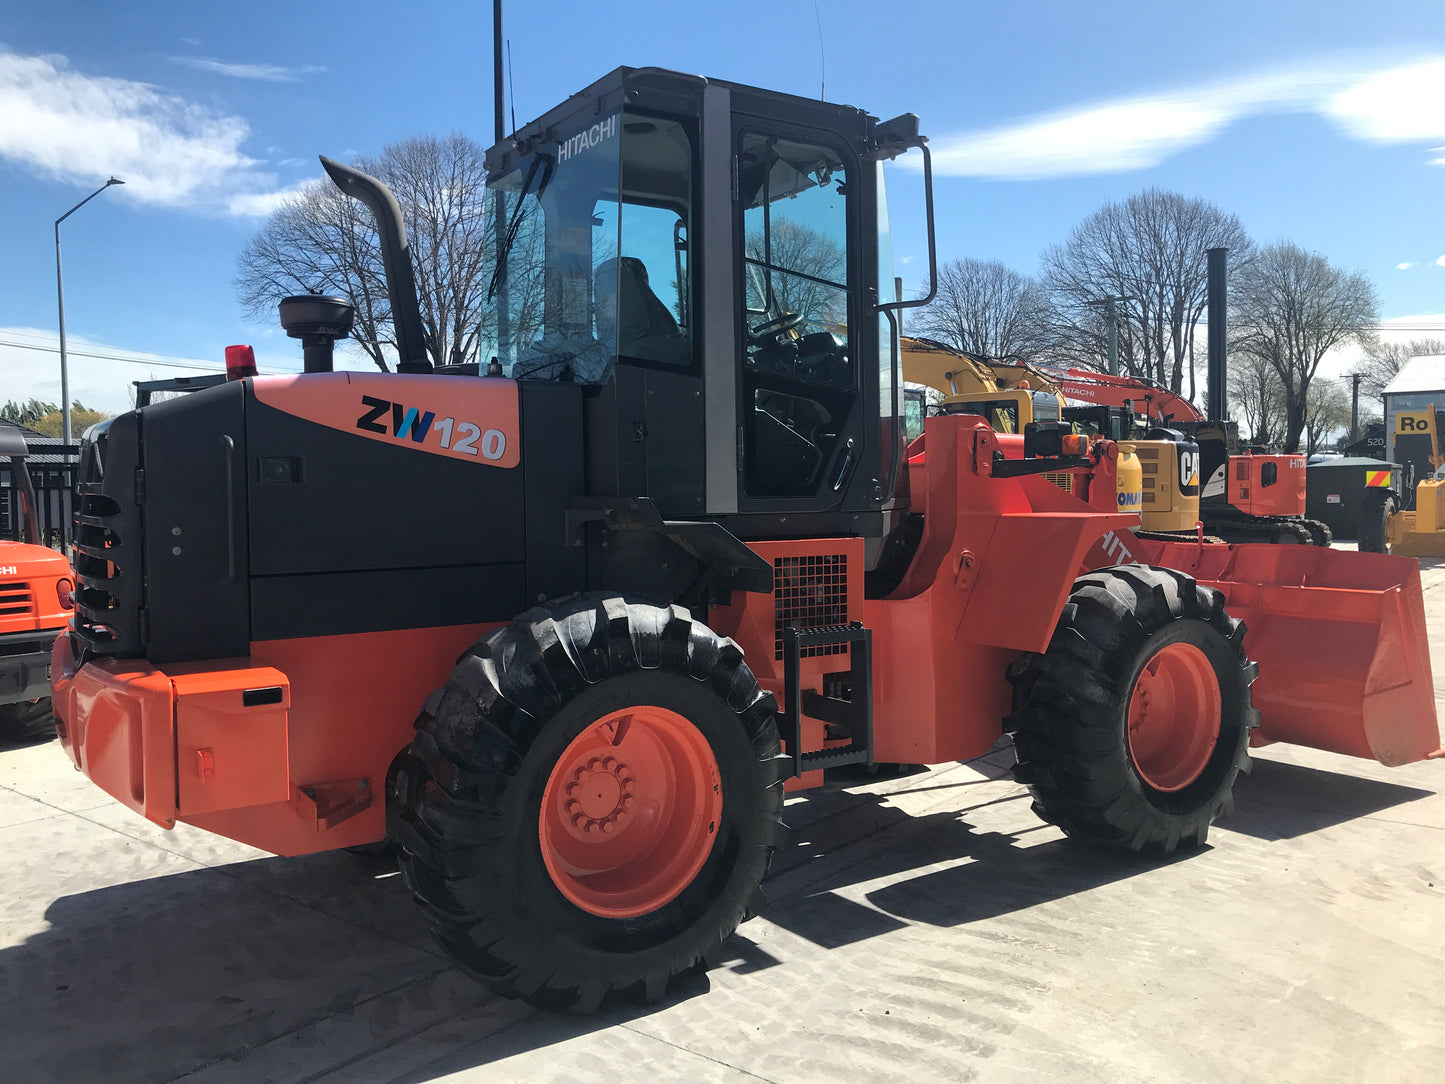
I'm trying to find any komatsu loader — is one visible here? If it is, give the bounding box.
[53,67,1441,1012]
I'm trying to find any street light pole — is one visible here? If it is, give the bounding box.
[55,176,124,446]
[1087,295,1135,376]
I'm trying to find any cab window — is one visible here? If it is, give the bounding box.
[738,132,854,496]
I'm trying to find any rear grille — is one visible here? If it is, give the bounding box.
[774,554,848,659]
[1042,472,1074,494]
[0,581,34,618]
[71,417,145,656]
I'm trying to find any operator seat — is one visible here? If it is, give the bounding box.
[594,256,689,365]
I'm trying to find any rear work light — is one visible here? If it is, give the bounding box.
[1060,433,1088,457]
[225,344,258,381]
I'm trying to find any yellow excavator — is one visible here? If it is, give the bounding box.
[901,337,1199,533]
[1360,405,1445,556]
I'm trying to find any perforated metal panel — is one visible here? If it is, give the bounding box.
[774,554,848,659]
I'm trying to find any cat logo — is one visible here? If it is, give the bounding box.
[1178,447,1200,495]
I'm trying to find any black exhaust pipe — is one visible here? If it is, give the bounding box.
[1206,247,1227,422]
[319,156,432,374]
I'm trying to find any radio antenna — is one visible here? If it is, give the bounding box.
[507,40,517,134]
[492,0,504,142]
[813,0,826,100]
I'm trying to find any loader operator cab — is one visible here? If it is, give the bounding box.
[481,67,929,524]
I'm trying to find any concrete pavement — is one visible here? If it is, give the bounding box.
[3,557,1444,1083]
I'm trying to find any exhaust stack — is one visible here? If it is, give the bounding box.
[319,156,432,374]
[1206,247,1227,422]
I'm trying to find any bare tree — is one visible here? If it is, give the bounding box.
[1351,336,1445,401]
[1227,352,1287,446]
[1042,189,1253,395]
[1303,379,1352,454]
[913,258,1055,358]
[1231,242,1379,452]
[236,134,491,371]
[745,220,846,328]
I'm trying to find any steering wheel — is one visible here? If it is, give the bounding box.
[747,312,805,348]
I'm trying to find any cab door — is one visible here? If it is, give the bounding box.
[732,122,876,514]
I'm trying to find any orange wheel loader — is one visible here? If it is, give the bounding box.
[52,67,1442,1012]
[1,423,73,743]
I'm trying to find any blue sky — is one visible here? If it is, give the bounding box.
[2,0,1443,413]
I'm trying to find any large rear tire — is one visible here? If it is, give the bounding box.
[1357,489,1397,553]
[0,698,55,744]
[396,595,785,1011]
[1006,566,1258,854]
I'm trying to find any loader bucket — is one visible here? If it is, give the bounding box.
[1125,541,1443,767]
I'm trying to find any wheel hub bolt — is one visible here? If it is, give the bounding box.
[562,754,636,837]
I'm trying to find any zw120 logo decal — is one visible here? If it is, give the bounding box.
[355,396,507,460]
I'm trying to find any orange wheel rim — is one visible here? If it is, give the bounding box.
[1126,642,1221,792]
[539,705,722,918]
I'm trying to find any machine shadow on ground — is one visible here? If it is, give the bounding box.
[1227,756,1435,839]
[761,750,1435,952]
[0,733,55,755]
[0,751,1434,1081]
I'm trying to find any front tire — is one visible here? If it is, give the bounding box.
[397,595,785,1011]
[1006,566,1258,854]
[1358,489,1396,553]
[0,698,55,744]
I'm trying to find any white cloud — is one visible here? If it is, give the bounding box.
[0,327,222,414]
[923,55,1445,179]
[1317,313,1445,382]
[171,56,327,82]
[0,48,310,215]
[1438,255,1445,267]
[1325,60,1445,142]
[226,179,314,217]
[0,326,303,414]
[1398,262,1415,270]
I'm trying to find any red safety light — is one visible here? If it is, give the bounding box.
[225,344,258,381]
[56,578,74,610]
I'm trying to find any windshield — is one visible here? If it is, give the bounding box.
[481,110,694,382]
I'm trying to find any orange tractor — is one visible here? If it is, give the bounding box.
[1,423,73,743]
[53,68,1440,1011]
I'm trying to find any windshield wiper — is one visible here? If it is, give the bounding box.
[486,153,554,303]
